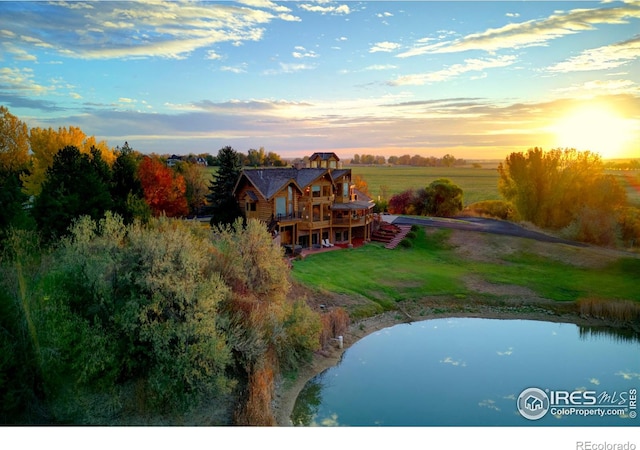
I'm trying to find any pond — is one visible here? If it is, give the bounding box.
[291,318,640,426]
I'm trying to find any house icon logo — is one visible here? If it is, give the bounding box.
[517,387,550,420]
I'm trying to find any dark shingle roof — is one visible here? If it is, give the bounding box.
[238,168,331,200]
[309,152,339,161]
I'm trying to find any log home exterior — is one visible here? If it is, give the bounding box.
[233,152,375,251]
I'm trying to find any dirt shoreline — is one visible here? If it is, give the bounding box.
[272,302,636,426]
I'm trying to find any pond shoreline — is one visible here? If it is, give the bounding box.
[272,300,638,426]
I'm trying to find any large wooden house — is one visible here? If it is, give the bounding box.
[233,152,375,251]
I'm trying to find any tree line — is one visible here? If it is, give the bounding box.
[350,153,465,167]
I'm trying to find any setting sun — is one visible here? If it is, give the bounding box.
[551,105,635,159]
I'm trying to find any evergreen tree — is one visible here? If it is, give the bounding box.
[110,142,150,223]
[32,145,113,242]
[206,146,244,226]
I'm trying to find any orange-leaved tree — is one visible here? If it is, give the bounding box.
[138,156,189,217]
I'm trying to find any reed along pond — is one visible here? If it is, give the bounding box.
[291,318,639,426]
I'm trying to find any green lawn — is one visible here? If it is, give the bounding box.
[291,228,640,318]
[349,165,501,206]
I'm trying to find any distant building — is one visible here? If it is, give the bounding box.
[166,154,183,167]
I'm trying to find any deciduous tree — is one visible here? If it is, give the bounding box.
[498,147,626,230]
[22,126,113,196]
[138,156,189,217]
[0,106,29,173]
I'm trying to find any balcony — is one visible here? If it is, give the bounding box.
[275,212,302,223]
[300,195,335,203]
[332,214,372,226]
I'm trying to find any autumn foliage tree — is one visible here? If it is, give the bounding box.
[0,106,29,173]
[498,148,626,227]
[138,156,188,217]
[22,125,114,197]
[498,147,629,245]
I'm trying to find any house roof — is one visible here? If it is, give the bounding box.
[237,168,299,200]
[329,169,350,180]
[309,152,339,161]
[235,167,353,201]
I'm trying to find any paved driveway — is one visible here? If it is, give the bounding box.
[391,215,588,247]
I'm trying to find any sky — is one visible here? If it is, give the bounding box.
[1,0,639,160]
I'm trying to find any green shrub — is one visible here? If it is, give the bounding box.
[465,200,518,221]
[399,238,413,248]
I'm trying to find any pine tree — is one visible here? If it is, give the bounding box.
[206,146,244,226]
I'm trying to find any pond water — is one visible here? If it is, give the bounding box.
[291,318,640,426]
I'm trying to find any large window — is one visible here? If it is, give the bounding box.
[276,197,286,218]
[312,185,321,197]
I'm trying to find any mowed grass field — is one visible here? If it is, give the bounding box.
[350,165,640,208]
[349,164,502,206]
[291,227,640,320]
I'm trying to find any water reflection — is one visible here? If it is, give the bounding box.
[292,318,640,427]
[578,325,640,344]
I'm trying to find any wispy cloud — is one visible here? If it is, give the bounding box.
[440,356,466,367]
[546,36,640,72]
[0,67,51,94]
[552,79,640,96]
[298,2,350,15]
[370,41,401,53]
[364,64,397,71]
[616,370,640,381]
[0,1,293,60]
[389,55,516,86]
[263,62,316,75]
[397,3,640,57]
[292,46,319,59]
[221,63,249,74]
[479,399,501,411]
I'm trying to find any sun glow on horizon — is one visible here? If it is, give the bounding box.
[549,105,636,159]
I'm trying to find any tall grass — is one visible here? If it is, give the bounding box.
[577,298,640,323]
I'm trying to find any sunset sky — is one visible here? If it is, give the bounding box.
[1,0,639,160]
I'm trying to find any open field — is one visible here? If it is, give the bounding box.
[350,165,640,208]
[349,165,501,206]
[609,169,640,207]
[204,163,640,208]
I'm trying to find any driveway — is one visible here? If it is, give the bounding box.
[390,215,588,247]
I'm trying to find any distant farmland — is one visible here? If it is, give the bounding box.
[349,164,502,206]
